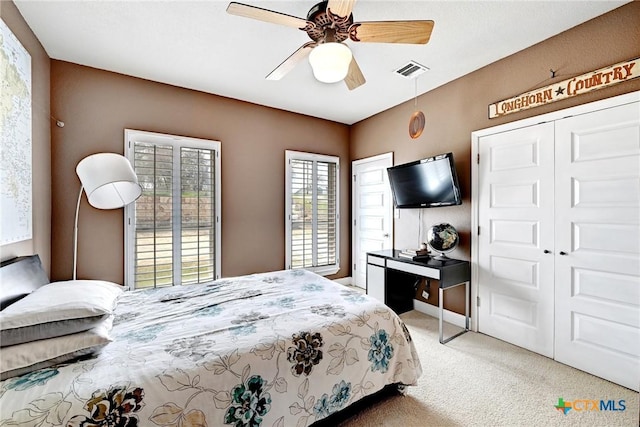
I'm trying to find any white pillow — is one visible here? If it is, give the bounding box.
[0,315,113,380]
[0,280,123,347]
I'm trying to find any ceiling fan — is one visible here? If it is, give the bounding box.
[226,0,434,90]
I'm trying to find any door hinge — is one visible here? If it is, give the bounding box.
[477,153,480,164]
[477,226,480,235]
[477,296,481,307]
[353,264,356,271]
[353,174,356,182]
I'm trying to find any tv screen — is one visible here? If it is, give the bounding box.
[387,152,462,208]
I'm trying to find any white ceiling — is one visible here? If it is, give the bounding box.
[14,0,629,125]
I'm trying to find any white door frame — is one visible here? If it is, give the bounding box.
[471,91,640,333]
[352,152,394,286]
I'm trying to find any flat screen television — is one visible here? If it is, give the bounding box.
[387,152,462,208]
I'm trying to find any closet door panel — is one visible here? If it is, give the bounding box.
[477,123,555,357]
[554,101,640,392]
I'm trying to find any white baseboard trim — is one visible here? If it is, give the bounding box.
[333,276,353,286]
[333,281,467,327]
[413,299,467,329]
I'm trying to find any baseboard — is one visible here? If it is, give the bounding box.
[335,279,467,328]
[413,299,467,329]
[333,276,353,286]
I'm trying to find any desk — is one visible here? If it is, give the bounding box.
[366,249,471,344]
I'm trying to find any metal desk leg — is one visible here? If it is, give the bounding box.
[439,281,470,344]
[439,287,444,343]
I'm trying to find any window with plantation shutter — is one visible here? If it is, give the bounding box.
[285,150,339,276]
[124,130,221,289]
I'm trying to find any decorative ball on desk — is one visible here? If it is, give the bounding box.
[426,223,459,260]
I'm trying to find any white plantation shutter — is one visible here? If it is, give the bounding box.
[124,130,221,289]
[180,148,216,285]
[290,158,313,268]
[133,142,174,287]
[286,151,339,275]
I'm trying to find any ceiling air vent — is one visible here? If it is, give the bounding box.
[394,60,429,79]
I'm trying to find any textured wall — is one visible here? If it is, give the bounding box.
[351,2,640,313]
[50,61,350,283]
[6,1,640,299]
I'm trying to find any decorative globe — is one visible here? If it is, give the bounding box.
[426,223,459,259]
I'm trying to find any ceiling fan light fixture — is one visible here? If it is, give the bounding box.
[308,42,352,83]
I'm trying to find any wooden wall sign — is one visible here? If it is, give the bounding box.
[489,57,639,118]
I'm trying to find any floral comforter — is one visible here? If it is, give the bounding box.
[0,269,422,426]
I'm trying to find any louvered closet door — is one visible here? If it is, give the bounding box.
[554,102,640,391]
[477,123,556,357]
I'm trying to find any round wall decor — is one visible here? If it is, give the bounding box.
[409,110,425,139]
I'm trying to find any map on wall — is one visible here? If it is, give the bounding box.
[1,19,32,245]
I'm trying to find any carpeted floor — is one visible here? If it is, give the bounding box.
[336,310,639,426]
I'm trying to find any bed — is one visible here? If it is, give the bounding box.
[0,255,422,426]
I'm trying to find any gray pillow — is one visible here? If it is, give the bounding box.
[0,279,123,347]
[0,315,113,380]
[1,314,107,347]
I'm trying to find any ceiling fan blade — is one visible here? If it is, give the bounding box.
[349,20,434,44]
[344,56,365,91]
[266,42,316,80]
[327,0,356,19]
[227,2,312,30]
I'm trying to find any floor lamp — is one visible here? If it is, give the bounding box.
[74,153,142,280]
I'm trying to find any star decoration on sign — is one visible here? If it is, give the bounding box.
[555,86,565,96]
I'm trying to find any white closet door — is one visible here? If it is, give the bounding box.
[477,123,556,357]
[554,101,640,391]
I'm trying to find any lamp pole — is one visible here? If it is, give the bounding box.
[73,186,84,280]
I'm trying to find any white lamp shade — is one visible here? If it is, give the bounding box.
[308,42,353,83]
[76,153,142,209]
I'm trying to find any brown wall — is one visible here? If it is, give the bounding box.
[5,1,639,300]
[50,61,350,283]
[351,2,640,313]
[0,1,51,274]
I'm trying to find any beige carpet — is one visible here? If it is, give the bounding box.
[336,310,639,426]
